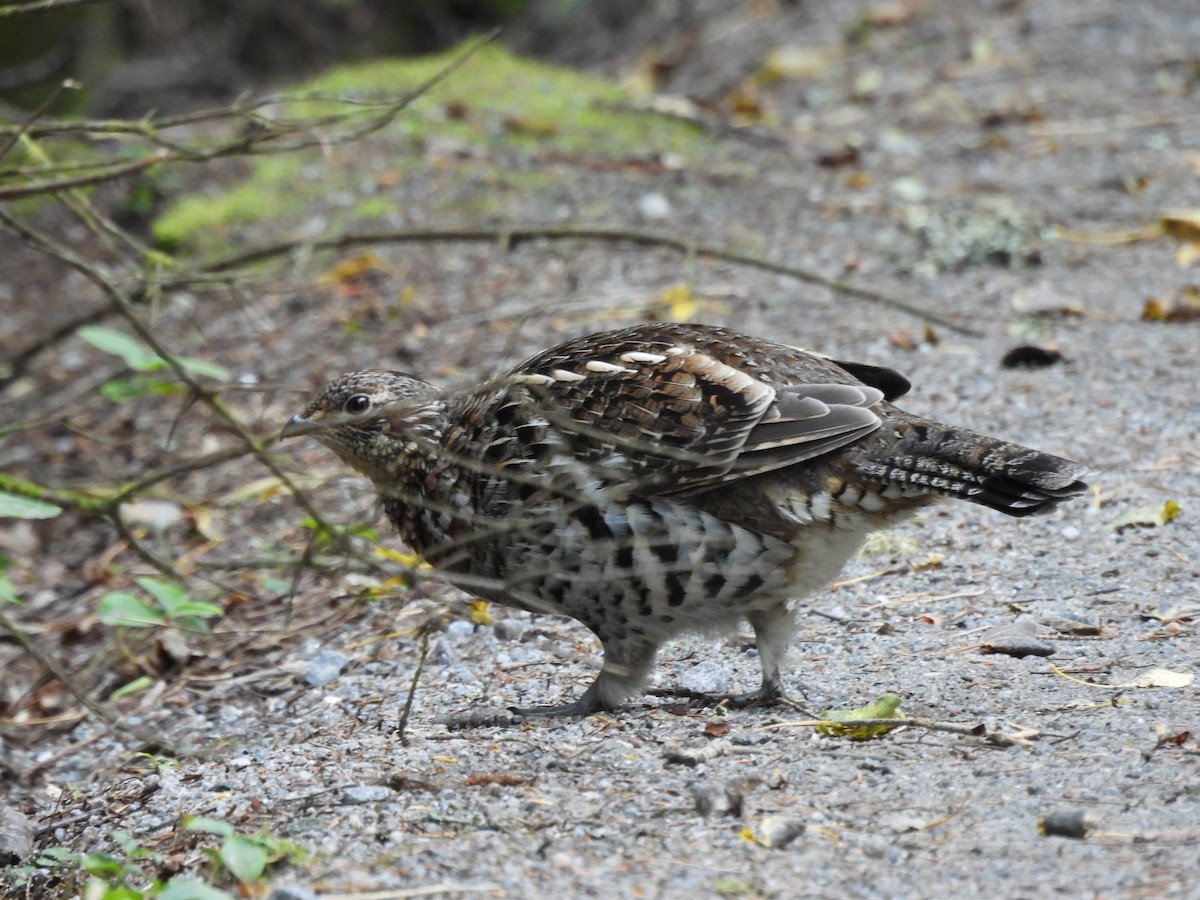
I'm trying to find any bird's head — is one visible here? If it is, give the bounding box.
[284,370,442,484]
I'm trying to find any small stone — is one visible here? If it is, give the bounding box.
[1038,809,1093,839]
[978,616,1054,658]
[430,637,454,666]
[268,884,317,900]
[445,619,475,640]
[342,785,394,804]
[675,660,730,695]
[637,192,672,220]
[760,814,805,849]
[303,649,349,686]
[0,806,37,864]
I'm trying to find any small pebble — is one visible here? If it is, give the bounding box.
[303,649,349,686]
[342,785,394,804]
[637,192,672,220]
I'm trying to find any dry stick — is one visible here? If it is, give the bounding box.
[0,151,168,201]
[0,79,79,162]
[201,224,982,337]
[758,716,1029,748]
[396,631,432,746]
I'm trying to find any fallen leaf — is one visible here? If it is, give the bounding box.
[1106,500,1180,532]
[1122,668,1194,689]
[759,45,841,84]
[465,773,530,787]
[1160,209,1200,242]
[1142,285,1200,321]
[816,695,903,740]
[646,283,705,321]
[468,600,493,626]
[737,826,766,847]
[1050,664,1194,689]
[324,252,384,285]
[374,547,430,569]
[865,1,917,27]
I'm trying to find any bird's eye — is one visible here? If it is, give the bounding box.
[343,395,371,415]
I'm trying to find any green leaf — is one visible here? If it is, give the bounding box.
[816,694,904,741]
[0,575,19,604]
[79,325,162,371]
[80,325,229,383]
[99,376,185,402]
[137,577,223,623]
[79,851,124,877]
[135,577,189,613]
[111,675,156,700]
[97,592,166,627]
[0,490,62,519]
[158,878,236,900]
[219,835,268,884]
[180,357,230,380]
[35,846,80,868]
[182,815,235,837]
[83,881,142,900]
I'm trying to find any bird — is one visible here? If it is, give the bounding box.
[285,322,1088,716]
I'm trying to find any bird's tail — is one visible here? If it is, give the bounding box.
[854,417,1090,517]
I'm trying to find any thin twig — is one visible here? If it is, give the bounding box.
[396,631,431,746]
[199,224,982,336]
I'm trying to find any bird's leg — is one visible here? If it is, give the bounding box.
[652,604,809,711]
[510,638,658,717]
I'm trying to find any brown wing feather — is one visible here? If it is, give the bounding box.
[486,323,885,494]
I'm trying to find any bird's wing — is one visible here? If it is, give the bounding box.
[490,329,885,494]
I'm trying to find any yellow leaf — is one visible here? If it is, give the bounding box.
[374,547,429,569]
[468,600,493,626]
[737,826,765,846]
[219,476,286,504]
[647,282,703,322]
[324,252,384,284]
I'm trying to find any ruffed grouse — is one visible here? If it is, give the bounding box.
[287,323,1088,715]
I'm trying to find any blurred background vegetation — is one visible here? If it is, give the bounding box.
[0,0,642,116]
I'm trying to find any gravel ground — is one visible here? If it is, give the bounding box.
[2,1,1198,897]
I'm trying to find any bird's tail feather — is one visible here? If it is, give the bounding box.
[855,419,1089,517]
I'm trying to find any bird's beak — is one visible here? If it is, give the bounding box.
[280,414,310,440]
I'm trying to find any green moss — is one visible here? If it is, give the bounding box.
[292,43,703,157]
[152,42,716,257]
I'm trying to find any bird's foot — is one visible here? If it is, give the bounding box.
[651,683,811,714]
[508,693,616,718]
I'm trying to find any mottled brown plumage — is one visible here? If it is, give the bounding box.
[287,323,1088,715]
